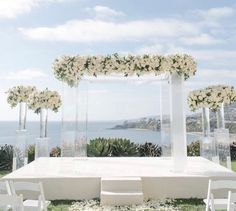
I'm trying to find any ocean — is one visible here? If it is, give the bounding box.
[0,121,200,148]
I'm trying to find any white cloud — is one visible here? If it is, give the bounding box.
[165,45,236,62]
[86,5,124,20]
[1,68,48,80]
[19,18,200,42]
[180,33,223,46]
[0,0,38,19]
[88,89,109,94]
[197,6,235,20]
[0,0,69,19]
[186,68,236,90]
[135,43,164,54]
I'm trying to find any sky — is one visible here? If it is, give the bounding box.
[0,0,236,121]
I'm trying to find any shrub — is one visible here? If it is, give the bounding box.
[0,145,13,171]
[187,141,200,156]
[87,138,112,157]
[28,144,35,163]
[50,146,61,157]
[138,142,162,157]
[111,138,139,157]
[231,142,236,160]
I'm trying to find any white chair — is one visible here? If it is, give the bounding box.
[0,180,11,195]
[0,194,24,211]
[10,181,51,211]
[227,191,236,211]
[204,179,236,211]
[0,181,12,211]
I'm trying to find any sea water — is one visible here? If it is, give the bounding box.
[0,121,200,148]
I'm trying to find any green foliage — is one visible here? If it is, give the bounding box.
[187,141,200,156]
[28,144,35,163]
[111,138,139,157]
[138,142,162,157]
[88,138,139,157]
[231,142,236,160]
[87,138,112,157]
[0,145,13,171]
[50,146,61,157]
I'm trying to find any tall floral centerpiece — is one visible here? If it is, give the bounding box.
[6,85,36,170]
[188,85,236,168]
[28,88,62,158]
[6,86,36,130]
[53,53,197,171]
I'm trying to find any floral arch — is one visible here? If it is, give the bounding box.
[53,53,197,172]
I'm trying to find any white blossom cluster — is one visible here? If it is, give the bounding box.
[6,85,36,107]
[28,88,62,114]
[53,54,197,87]
[68,199,179,211]
[188,85,236,111]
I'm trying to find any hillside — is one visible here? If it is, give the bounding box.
[111,102,236,133]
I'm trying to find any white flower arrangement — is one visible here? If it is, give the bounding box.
[6,85,36,107]
[68,199,179,211]
[188,85,236,112]
[28,88,62,114]
[53,53,197,87]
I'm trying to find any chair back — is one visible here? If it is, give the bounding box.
[210,180,236,190]
[0,180,11,195]
[10,181,41,193]
[0,194,24,211]
[10,181,47,209]
[227,191,236,211]
[206,180,236,211]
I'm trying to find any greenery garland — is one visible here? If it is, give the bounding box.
[53,53,197,87]
[188,85,236,112]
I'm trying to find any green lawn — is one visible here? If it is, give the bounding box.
[1,161,236,211]
[232,160,236,171]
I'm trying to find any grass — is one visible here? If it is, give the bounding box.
[1,160,236,211]
[0,170,10,177]
[232,160,236,171]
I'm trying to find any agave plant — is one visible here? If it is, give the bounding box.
[87,138,112,157]
[28,144,35,163]
[111,138,139,157]
[0,145,13,171]
[50,146,61,157]
[187,141,200,156]
[138,142,162,157]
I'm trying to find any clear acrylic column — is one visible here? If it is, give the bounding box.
[13,130,28,170]
[200,107,216,161]
[61,81,88,157]
[35,108,49,159]
[61,83,78,157]
[160,75,171,156]
[214,103,231,169]
[75,81,88,157]
[13,102,28,170]
[170,73,187,172]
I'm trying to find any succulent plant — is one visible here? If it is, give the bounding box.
[138,142,162,157]
[27,144,35,163]
[50,146,61,157]
[0,145,13,171]
[87,138,112,157]
[187,141,200,156]
[111,138,139,157]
